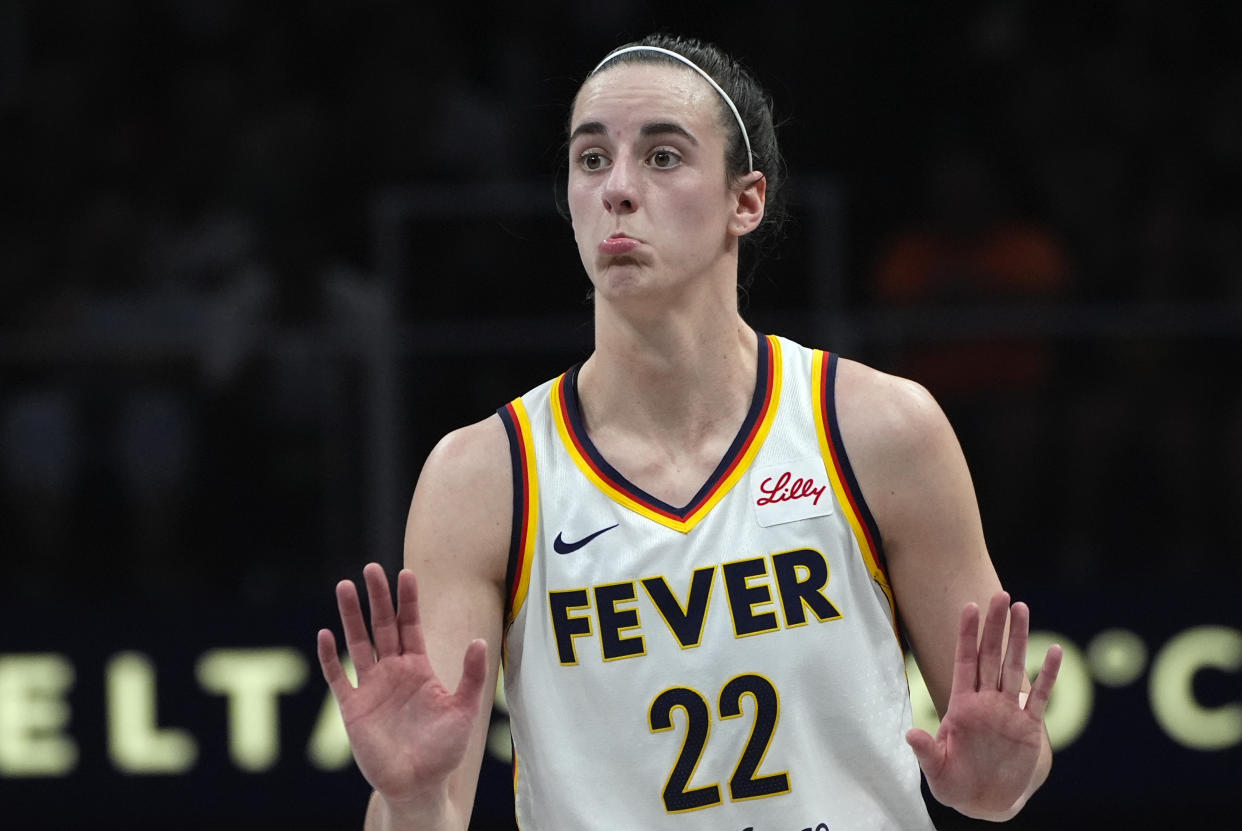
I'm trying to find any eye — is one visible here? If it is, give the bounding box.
[648,149,682,169]
[578,150,611,172]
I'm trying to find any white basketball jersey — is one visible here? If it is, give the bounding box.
[498,335,936,830]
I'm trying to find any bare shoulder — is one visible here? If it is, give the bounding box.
[405,413,513,587]
[421,412,512,483]
[831,357,982,557]
[833,357,956,478]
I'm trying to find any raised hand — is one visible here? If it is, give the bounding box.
[317,563,489,808]
[905,592,1062,819]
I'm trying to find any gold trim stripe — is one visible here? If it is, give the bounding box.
[507,398,538,623]
[811,350,899,636]
[553,336,783,534]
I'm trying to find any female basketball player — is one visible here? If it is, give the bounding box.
[317,34,1062,830]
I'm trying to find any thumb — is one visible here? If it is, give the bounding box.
[905,728,938,771]
[453,638,490,710]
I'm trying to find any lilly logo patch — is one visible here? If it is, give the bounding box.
[751,458,833,527]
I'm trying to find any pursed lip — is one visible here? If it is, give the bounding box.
[599,233,641,255]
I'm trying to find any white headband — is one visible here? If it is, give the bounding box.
[590,45,754,173]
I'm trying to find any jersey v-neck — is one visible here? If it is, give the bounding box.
[549,333,783,533]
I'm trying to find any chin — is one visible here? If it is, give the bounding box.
[589,259,643,290]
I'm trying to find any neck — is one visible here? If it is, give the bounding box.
[579,301,758,442]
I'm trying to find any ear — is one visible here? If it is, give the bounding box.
[730,171,767,237]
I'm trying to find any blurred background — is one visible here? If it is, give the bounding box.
[1,0,1240,828]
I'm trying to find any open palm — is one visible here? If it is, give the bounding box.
[906,593,1062,819]
[317,564,488,804]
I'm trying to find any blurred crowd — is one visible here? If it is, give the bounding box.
[2,1,1240,603]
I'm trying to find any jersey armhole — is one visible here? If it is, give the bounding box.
[498,400,538,627]
[812,351,899,634]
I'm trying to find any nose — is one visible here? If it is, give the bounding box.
[601,157,637,214]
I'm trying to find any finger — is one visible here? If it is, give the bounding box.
[1001,601,1031,701]
[364,562,402,659]
[336,578,376,674]
[977,591,1011,691]
[904,728,940,775]
[395,569,427,656]
[316,628,354,702]
[1023,643,1064,721]
[452,638,490,712]
[950,601,981,697]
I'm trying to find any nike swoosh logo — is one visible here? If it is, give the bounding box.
[553,523,618,554]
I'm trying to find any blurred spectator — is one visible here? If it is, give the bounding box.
[870,142,1072,570]
[0,389,79,599]
[873,143,1071,398]
[113,385,197,592]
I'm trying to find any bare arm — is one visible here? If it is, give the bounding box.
[835,359,1060,820]
[319,415,512,831]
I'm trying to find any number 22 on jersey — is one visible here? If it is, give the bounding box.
[648,673,791,813]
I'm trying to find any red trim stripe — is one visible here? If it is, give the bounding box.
[554,338,777,523]
[554,375,684,522]
[505,401,532,609]
[818,356,890,586]
[686,344,776,515]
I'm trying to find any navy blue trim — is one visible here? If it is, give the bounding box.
[823,353,889,573]
[561,333,771,519]
[497,404,525,622]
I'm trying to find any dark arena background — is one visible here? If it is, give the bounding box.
[2,2,1240,829]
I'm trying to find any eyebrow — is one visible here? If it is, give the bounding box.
[568,120,699,145]
[641,122,698,144]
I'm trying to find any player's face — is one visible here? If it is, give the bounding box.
[567,62,744,302]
